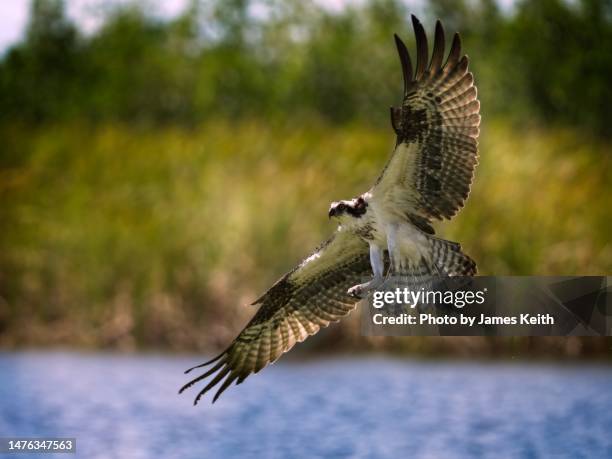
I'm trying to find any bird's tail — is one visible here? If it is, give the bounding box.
[427,236,477,277]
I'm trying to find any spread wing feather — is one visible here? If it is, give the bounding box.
[179,230,371,404]
[374,15,480,222]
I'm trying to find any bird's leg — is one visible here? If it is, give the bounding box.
[347,244,384,298]
[386,223,404,274]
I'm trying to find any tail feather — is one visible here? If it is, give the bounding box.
[429,236,476,276]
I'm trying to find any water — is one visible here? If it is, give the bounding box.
[1,352,611,459]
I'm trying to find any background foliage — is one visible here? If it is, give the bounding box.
[0,0,610,355]
[2,0,612,135]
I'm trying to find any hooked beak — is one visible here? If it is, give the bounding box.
[328,208,336,219]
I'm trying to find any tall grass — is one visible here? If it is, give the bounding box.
[0,119,610,351]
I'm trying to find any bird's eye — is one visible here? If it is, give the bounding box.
[337,203,346,211]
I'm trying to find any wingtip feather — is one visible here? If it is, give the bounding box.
[192,366,231,405]
[394,33,413,95]
[446,32,462,67]
[184,351,225,374]
[430,19,445,71]
[411,14,428,80]
[212,374,238,403]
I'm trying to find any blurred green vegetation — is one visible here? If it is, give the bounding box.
[0,0,611,354]
[1,120,610,351]
[1,0,612,135]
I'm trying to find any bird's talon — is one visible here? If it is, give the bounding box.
[347,285,364,299]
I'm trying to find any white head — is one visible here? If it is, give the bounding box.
[328,196,368,226]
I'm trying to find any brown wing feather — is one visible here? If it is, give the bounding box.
[376,15,480,222]
[179,230,371,404]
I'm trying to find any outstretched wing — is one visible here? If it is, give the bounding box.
[373,15,480,223]
[180,230,371,404]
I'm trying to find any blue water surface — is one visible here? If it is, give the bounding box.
[1,352,611,458]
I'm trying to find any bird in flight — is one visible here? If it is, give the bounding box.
[180,15,480,405]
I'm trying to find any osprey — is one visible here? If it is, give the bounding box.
[181,15,480,404]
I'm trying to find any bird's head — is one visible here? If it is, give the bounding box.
[328,196,368,223]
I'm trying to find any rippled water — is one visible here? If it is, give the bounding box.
[1,352,611,458]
